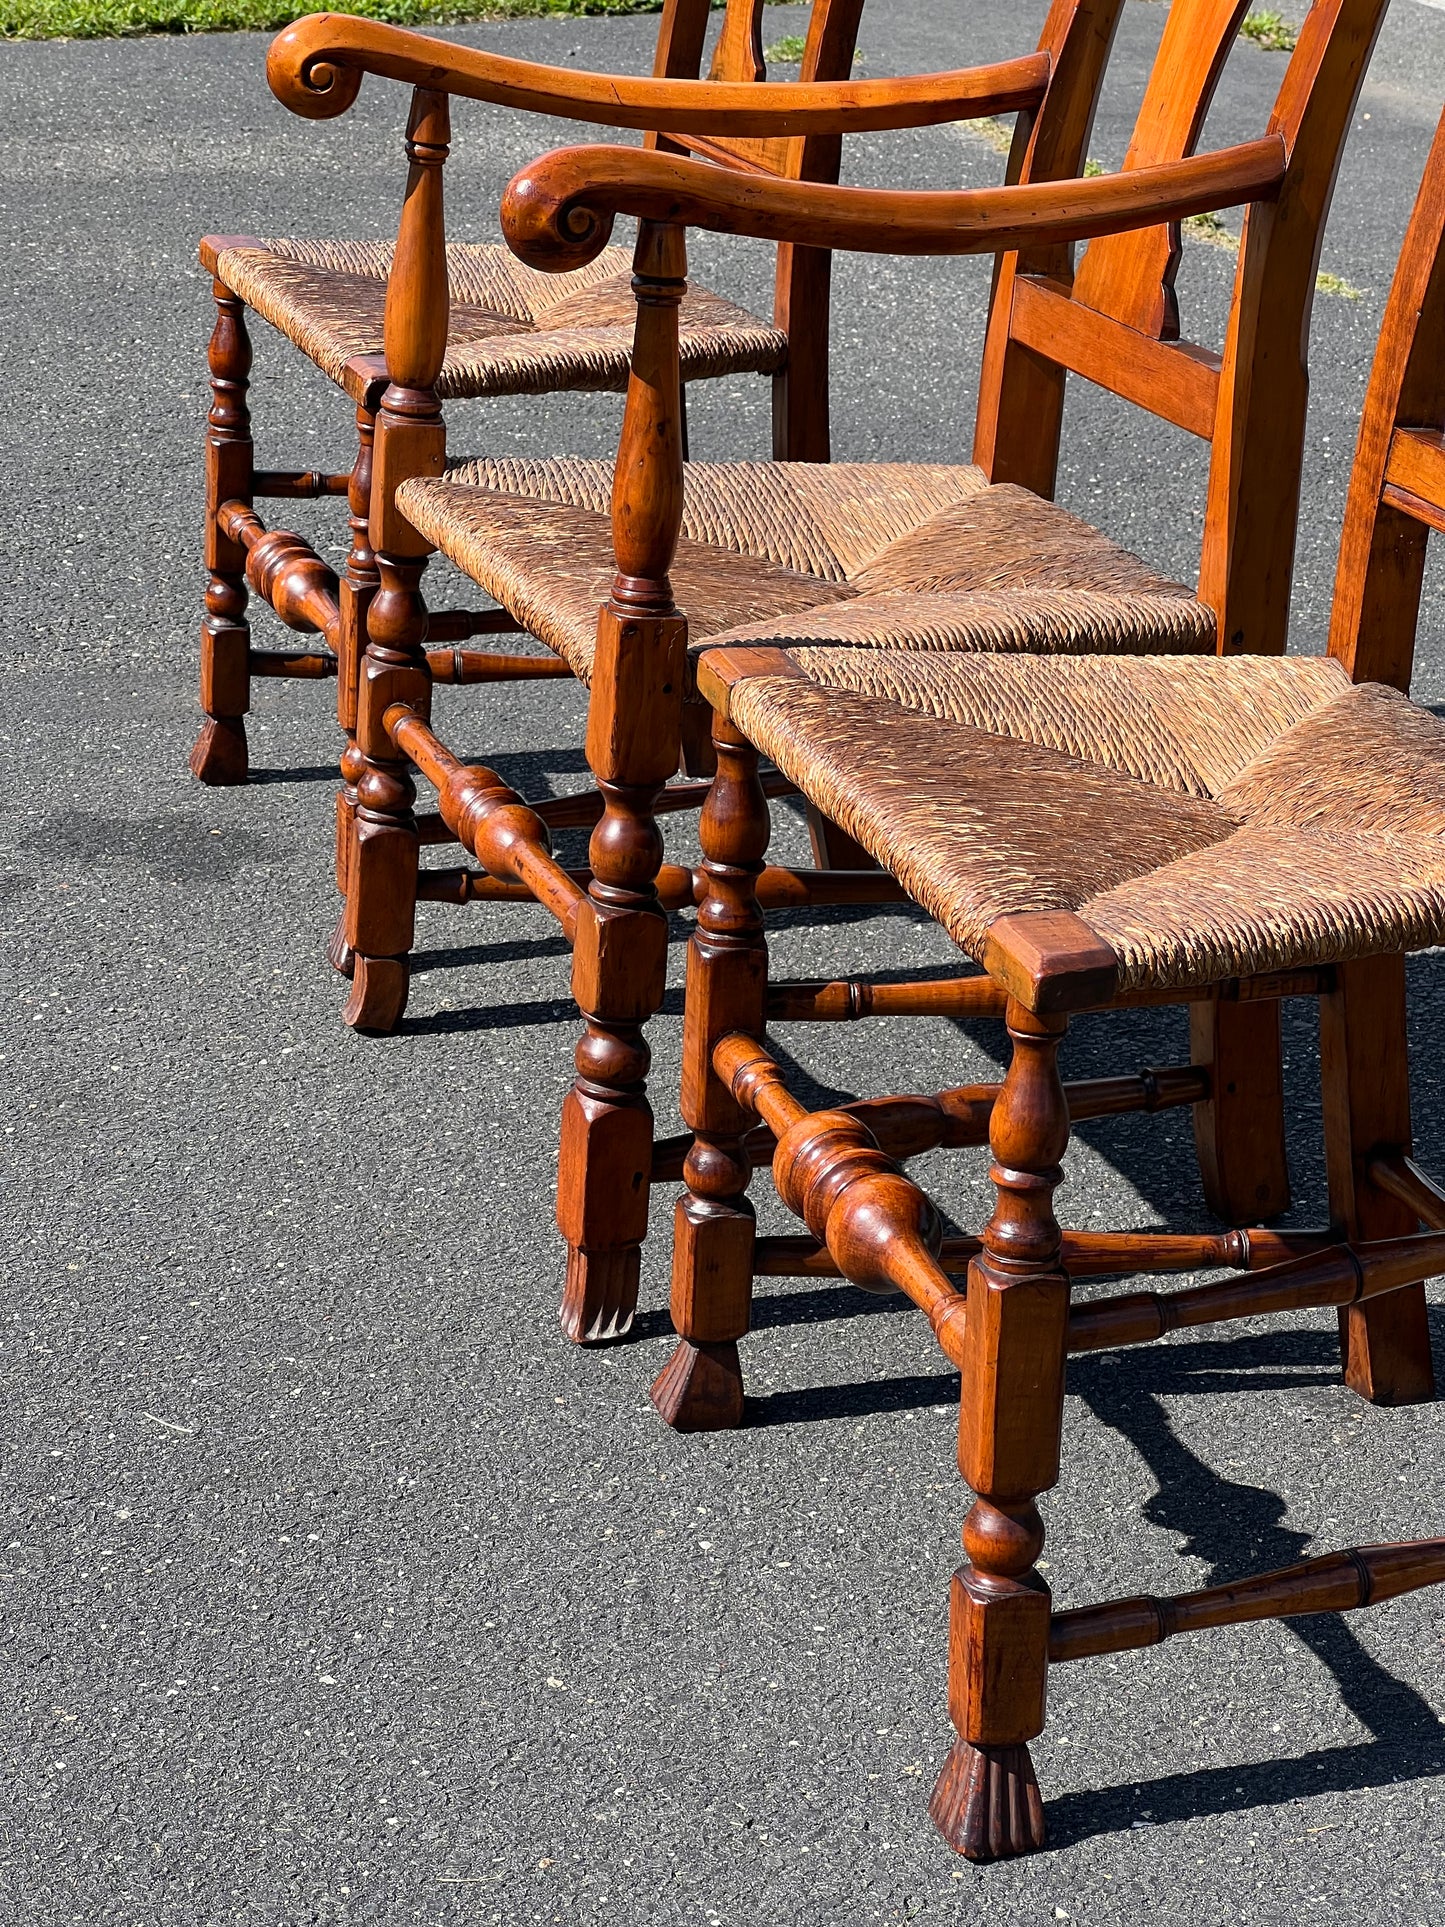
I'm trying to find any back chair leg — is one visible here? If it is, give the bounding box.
[1189,996,1292,1224]
[342,551,429,1032]
[330,403,379,980]
[654,716,770,1430]
[931,1001,1071,1862]
[1321,953,1436,1405]
[192,280,254,787]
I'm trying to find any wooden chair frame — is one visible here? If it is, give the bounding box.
[642,91,1445,1860]
[191,0,1020,786]
[333,0,1378,1347]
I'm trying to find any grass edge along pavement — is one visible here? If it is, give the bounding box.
[1,0,1303,49]
[1,0,663,42]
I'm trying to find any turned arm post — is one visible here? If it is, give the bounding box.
[344,85,451,1032]
[556,220,689,1343]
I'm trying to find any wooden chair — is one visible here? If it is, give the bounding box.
[309,0,1383,1348]
[191,0,968,791]
[650,92,1445,1861]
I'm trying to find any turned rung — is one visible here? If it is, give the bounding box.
[215,502,340,640]
[248,647,337,679]
[767,975,1009,1022]
[1049,1538,1445,1663]
[417,857,698,912]
[754,868,908,910]
[386,704,585,936]
[748,1226,1329,1281]
[1067,1231,1445,1353]
[415,866,540,904]
[765,970,1336,1023]
[216,499,265,547]
[751,1233,982,1277]
[250,469,349,498]
[670,1064,1209,1176]
[425,647,573,683]
[1368,1150,1445,1229]
[425,607,527,644]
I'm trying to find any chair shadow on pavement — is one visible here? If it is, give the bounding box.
[1046,1327,1445,1848]
[738,1315,1445,1847]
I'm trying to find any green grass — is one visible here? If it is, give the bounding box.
[2,0,661,39]
[1239,9,1298,50]
[762,31,805,62]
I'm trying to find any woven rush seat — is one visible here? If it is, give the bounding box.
[398,457,1216,680]
[712,650,1445,990]
[207,239,788,403]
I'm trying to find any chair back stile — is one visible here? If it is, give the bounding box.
[1328,106,1445,690]
[975,0,1392,659]
[651,0,869,458]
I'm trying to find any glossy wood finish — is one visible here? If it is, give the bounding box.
[552,220,689,1342]
[654,716,771,1429]
[1067,1231,1445,1354]
[651,89,1445,1861]
[191,282,254,787]
[267,13,1050,134]
[1329,101,1445,688]
[501,138,1288,270]
[1049,1539,1445,1664]
[932,1000,1070,1859]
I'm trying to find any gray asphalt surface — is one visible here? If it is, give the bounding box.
[6,2,1445,1921]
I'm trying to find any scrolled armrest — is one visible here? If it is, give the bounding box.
[500,137,1289,272]
[268,11,1050,133]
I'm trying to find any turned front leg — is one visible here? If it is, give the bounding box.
[654,716,770,1428]
[192,280,253,786]
[330,403,379,980]
[931,1002,1071,1863]
[557,218,689,1342]
[555,609,679,1342]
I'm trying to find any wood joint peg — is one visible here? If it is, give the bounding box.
[570,897,669,1021]
[356,657,431,759]
[947,1566,1052,1747]
[983,911,1118,1014]
[586,608,688,786]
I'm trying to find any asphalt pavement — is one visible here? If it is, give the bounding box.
[5,1,1445,1920]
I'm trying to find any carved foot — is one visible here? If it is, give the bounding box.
[343,956,408,1033]
[650,1338,744,1432]
[929,1738,1047,1862]
[326,909,357,980]
[189,716,248,786]
[559,1245,639,1345]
